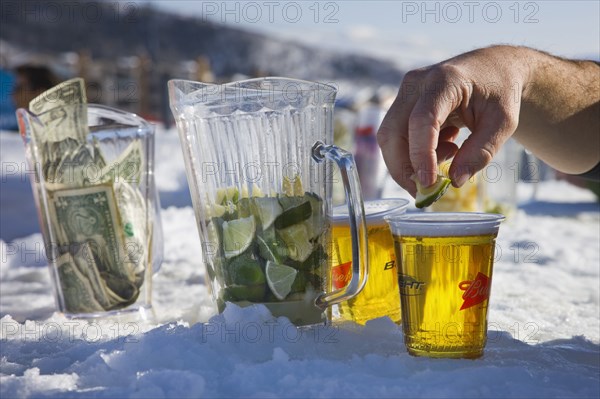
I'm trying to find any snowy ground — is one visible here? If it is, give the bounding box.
[1,130,599,398]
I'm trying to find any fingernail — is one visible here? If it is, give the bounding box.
[453,173,469,187]
[418,170,433,187]
[439,153,453,163]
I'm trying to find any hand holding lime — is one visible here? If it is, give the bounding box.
[412,174,452,208]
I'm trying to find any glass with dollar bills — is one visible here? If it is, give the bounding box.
[16,78,163,319]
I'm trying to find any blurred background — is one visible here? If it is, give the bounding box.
[1,0,599,215]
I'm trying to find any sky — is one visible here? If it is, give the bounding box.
[149,0,600,69]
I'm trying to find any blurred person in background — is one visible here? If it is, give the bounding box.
[377,45,600,200]
[0,68,17,130]
[355,93,387,200]
[12,64,58,110]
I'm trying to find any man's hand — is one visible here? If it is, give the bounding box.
[377,46,528,196]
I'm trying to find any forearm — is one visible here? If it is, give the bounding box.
[516,49,600,174]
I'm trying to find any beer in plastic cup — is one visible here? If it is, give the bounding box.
[386,213,504,358]
[331,199,409,324]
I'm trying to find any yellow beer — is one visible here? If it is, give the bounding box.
[331,199,408,325]
[387,213,504,358]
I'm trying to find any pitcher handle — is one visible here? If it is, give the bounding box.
[311,141,368,309]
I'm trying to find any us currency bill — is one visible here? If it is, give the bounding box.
[71,242,129,311]
[114,181,148,276]
[51,185,132,276]
[51,143,107,189]
[56,252,105,314]
[50,184,143,309]
[29,78,88,144]
[99,139,143,185]
[30,78,150,313]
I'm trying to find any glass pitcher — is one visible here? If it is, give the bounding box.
[17,104,163,320]
[169,78,368,326]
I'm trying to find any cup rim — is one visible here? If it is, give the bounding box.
[18,103,152,129]
[385,212,505,225]
[17,103,153,143]
[385,212,505,236]
[169,77,337,95]
[168,77,337,111]
[332,198,410,223]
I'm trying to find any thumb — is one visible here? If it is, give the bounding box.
[449,112,517,187]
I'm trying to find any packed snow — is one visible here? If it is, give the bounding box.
[1,129,599,398]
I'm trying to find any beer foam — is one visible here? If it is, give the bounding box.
[386,212,505,237]
[332,199,409,226]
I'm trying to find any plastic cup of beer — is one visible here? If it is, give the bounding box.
[386,213,504,358]
[331,199,409,325]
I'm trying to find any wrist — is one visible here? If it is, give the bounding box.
[518,46,551,104]
[473,45,533,101]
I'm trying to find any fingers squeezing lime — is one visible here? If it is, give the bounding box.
[412,174,452,209]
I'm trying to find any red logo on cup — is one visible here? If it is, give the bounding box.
[458,272,490,310]
[332,261,352,289]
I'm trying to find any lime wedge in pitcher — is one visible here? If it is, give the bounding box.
[266,261,298,300]
[279,223,313,262]
[274,200,312,229]
[224,256,266,301]
[257,229,288,264]
[216,186,239,205]
[222,216,256,258]
[252,197,283,229]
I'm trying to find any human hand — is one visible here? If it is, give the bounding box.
[377,45,530,196]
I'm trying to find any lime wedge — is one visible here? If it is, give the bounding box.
[210,204,228,218]
[412,174,452,208]
[279,223,313,262]
[287,244,326,271]
[257,229,288,264]
[252,197,283,229]
[293,177,304,196]
[225,257,266,301]
[282,176,303,196]
[216,188,227,204]
[251,184,265,198]
[274,200,312,229]
[266,261,298,300]
[240,185,250,199]
[222,216,256,258]
[236,198,253,218]
[217,186,239,205]
[282,176,294,196]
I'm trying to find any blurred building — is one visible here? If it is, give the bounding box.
[0,45,218,128]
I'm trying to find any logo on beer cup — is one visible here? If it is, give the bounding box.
[332,261,352,289]
[399,274,426,296]
[459,272,490,310]
[384,259,395,270]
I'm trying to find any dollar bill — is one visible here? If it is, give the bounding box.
[99,140,144,185]
[114,181,148,276]
[49,185,136,295]
[51,143,107,189]
[99,271,140,309]
[71,242,122,310]
[29,78,88,143]
[29,77,87,115]
[30,78,149,313]
[56,252,105,313]
[29,78,89,181]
